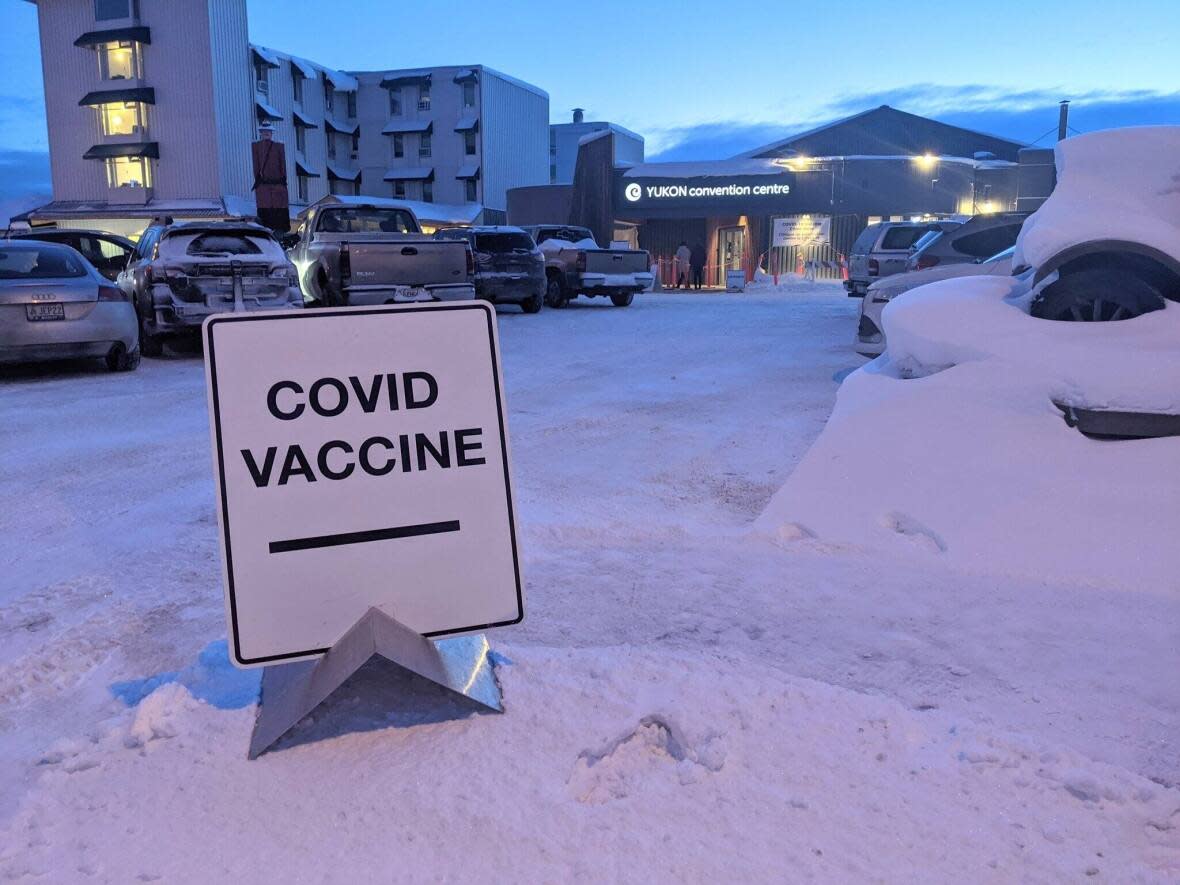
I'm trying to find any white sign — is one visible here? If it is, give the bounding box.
[204,302,523,668]
[772,215,831,248]
[725,269,746,292]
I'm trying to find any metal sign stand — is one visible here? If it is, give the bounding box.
[248,607,503,759]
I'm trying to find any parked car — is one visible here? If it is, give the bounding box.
[119,220,303,356]
[0,239,139,371]
[1013,126,1180,322]
[845,220,960,297]
[285,196,475,306]
[856,247,1015,357]
[6,227,135,282]
[906,212,1029,272]
[521,225,651,308]
[434,226,545,313]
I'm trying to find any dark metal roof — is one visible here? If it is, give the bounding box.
[454,114,479,133]
[295,159,320,178]
[74,26,150,47]
[740,106,1024,163]
[452,69,478,83]
[381,119,433,135]
[324,117,358,136]
[79,87,155,107]
[383,166,434,181]
[82,142,159,160]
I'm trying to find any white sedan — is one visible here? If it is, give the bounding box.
[855,247,1014,357]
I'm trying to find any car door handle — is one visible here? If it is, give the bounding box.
[401,246,418,256]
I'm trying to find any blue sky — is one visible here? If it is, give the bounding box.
[3,0,1179,205]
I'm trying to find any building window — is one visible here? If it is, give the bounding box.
[422,179,433,203]
[350,132,359,160]
[105,155,150,189]
[389,90,401,115]
[98,101,144,137]
[464,178,477,202]
[295,125,306,155]
[324,83,334,113]
[463,129,476,156]
[254,61,270,96]
[392,134,404,159]
[346,92,357,119]
[462,80,475,108]
[418,132,431,159]
[297,174,309,202]
[98,41,140,80]
[94,0,136,20]
[549,163,556,182]
[292,72,303,106]
[327,133,336,160]
[393,180,406,199]
[417,83,431,111]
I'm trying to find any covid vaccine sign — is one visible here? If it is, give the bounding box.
[204,303,523,668]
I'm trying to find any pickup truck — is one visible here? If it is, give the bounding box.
[284,197,475,306]
[521,225,651,308]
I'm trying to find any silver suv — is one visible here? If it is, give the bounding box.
[845,220,960,296]
[906,212,1029,272]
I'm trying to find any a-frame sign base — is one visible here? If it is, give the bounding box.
[248,607,503,759]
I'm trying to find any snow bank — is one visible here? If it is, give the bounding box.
[4,645,1176,882]
[539,237,598,253]
[1015,126,1180,272]
[758,275,1180,587]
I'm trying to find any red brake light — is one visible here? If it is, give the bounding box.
[98,284,126,302]
[868,258,880,276]
[916,255,940,270]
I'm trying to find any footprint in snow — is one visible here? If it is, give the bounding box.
[881,511,946,553]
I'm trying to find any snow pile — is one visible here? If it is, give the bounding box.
[758,275,1180,586]
[539,236,598,253]
[4,646,1176,882]
[1015,126,1180,272]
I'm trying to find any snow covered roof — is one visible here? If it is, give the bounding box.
[20,197,258,220]
[322,67,358,93]
[250,45,280,69]
[288,56,317,80]
[383,166,434,181]
[621,159,792,179]
[249,44,357,92]
[254,99,282,122]
[325,163,360,182]
[324,117,358,136]
[578,129,613,147]
[292,108,318,129]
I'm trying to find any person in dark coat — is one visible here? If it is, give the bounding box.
[251,124,290,234]
[689,242,707,290]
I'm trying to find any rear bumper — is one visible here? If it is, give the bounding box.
[578,272,652,294]
[343,283,476,305]
[0,302,137,359]
[474,271,544,304]
[151,284,304,332]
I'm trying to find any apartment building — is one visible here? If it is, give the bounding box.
[549,109,644,184]
[23,0,550,235]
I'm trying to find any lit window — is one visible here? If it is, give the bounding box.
[98,41,139,80]
[419,132,431,159]
[106,155,151,189]
[462,81,475,108]
[463,129,476,156]
[465,178,477,202]
[422,180,433,203]
[98,101,144,137]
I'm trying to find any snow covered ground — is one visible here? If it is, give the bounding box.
[1,287,1177,882]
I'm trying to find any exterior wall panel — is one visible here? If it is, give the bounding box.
[480,70,548,213]
[207,0,254,199]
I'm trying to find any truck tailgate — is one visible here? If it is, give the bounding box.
[344,239,469,288]
[582,250,649,275]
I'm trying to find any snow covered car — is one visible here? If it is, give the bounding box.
[119,221,303,356]
[522,225,652,308]
[905,212,1028,272]
[856,247,1014,357]
[845,220,960,297]
[0,239,139,371]
[1017,126,1180,322]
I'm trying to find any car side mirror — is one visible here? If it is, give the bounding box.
[280,233,300,250]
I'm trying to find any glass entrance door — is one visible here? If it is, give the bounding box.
[716,226,745,286]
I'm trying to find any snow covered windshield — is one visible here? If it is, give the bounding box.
[0,244,86,279]
[158,231,283,260]
[316,208,418,234]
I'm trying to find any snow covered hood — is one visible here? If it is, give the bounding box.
[1015,126,1180,271]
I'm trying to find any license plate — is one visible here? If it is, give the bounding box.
[26,303,65,321]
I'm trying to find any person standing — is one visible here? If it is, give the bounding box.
[675,241,691,289]
[690,241,706,290]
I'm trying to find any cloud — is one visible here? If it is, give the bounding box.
[648,86,1180,161]
[0,149,51,224]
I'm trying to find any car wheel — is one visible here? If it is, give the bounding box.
[105,343,141,372]
[545,275,569,309]
[1031,269,1166,322]
[610,292,635,307]
[139,315,165,357]
[520,290,543,314]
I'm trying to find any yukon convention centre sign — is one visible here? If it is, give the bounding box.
[616,169,797,216]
